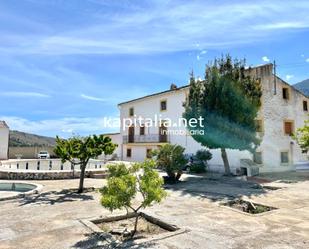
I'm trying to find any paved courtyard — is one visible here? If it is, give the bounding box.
[1,172,309,249]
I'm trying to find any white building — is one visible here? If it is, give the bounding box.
[116,64,308,173]
[0,121,9,160]
[99,133,121,160]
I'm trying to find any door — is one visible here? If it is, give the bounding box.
[159,123,168,142]
[128,126,135,143]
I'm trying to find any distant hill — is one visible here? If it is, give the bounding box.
[9,130,56,147]
[294,79,309,96]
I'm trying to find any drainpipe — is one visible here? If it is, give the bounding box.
[121,143,123,161]
[290,141,294,167]
[273,60,277,95]
[7,130,10,160]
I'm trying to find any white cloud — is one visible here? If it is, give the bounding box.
[0,116,119,137]
[286,74,294,80]
[262,56,270,62]
[306,58,309,62]
[196,50,207,61]
[81,94,106,102]
[1,1,309,55]
[254,21,309,30]
[0,91,50,98]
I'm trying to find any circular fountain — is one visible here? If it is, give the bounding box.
[0,181,43,201]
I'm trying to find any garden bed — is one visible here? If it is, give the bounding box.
[223,199,277,215]
[81,212,186,244]
[262,185,282,191]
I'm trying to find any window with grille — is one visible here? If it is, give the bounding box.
[253,152,262,164]
[160,100,167,111]
[303,101,308,111]
[146,149,152,158]
[282,88,289,100]
[280,152,289,164]
[126,148,132,158]
[255,119,263,132]
[129,107,134,116]
[284,121,294,136]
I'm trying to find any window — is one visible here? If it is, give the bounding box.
[255,119,263,132]
[126,148,132,158]
[303,101,308,111]
[282,88,289,100]
[140,126,145,135]
[160,100,167,111]
[253,152,262,164]
[284,121,294,136]
[280,151,289,164]
[146,149,152,158]
[129,107,134,116]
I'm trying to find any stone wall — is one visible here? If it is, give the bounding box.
[0,169,107,180]
[9,146,56,159]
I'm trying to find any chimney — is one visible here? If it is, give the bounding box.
[170,83,177,90]
[246,64,273,78]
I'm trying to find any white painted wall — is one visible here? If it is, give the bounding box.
[0,159,105,171]
[98,133,121,160]
[0,123,9,160]
[118,65,309,173]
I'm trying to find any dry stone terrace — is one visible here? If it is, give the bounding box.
[1,172,309,249]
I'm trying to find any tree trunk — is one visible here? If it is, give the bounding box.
[175,171,182,181]
[131,214,139,238]
[167,170,176,181]
[78,163,86,193]
[221,148,231,175]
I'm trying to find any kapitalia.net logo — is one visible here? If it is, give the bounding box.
[103,114,205,135]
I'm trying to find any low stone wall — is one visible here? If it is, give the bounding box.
[0,159,106,171]
[0,169,107,180]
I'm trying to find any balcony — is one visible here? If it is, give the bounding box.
[123,134,169,144]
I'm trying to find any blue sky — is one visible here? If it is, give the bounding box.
[0,0,309,137]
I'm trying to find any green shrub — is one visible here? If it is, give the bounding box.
[190,162,207,173]
[100,160,167,238]
[153,144,187,182]
[195,149,212,162]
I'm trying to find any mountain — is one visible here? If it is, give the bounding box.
[294,79,309,96]
[9,130,56,147]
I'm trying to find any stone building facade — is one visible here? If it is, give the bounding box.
[116,63,308,173]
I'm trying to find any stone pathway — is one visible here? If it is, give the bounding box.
[0,174,309,248]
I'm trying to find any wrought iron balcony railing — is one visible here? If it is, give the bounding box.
[123,134,169,144]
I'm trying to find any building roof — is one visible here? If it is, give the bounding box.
[276,76,309,98]
[102,132,120,136]
[118,63,308,106]
[0,121,9,129]
[118,85,189,106]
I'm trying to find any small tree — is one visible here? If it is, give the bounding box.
[100,160,167,238]
[195,149,212,166]
[54,135,116,193]
[153,144,187,182]
[293,118,309,152]
[184,55,262,175]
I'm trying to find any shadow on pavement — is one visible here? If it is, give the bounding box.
[164,173,268,201]
[257,171,309,183]
[18,188,94,206]
[72,232,157,249]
